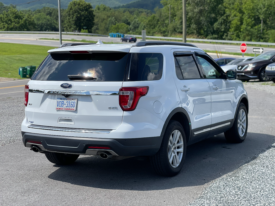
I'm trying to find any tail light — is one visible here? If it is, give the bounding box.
[24,85,29,106]
[119,87,149,111]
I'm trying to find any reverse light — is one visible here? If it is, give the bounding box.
[24,85,29,106]
[119,87,149,111]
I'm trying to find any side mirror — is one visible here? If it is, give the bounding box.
[226,70,236,80]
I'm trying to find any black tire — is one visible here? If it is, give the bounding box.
[224,103,248,143]
[272,78,275,83]
[45,152,79,165]
[259,69,268,82]
[150,121,187,177]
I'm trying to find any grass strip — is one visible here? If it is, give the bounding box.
[0,43,55,79]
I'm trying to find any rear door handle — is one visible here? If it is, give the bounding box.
[181,86,190,92]
[212,85,219,90]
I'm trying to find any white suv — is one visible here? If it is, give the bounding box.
[21,41,249,176]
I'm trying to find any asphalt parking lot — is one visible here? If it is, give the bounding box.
[1,81,275,205]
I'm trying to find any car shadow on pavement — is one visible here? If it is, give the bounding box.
[48,132,275,191]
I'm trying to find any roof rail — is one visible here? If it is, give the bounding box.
[135,41,197,48]
[61,43,95,48]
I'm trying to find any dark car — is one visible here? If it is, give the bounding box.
[121,35,137,43]
[236,51,275,81]
[266,63,275,82]
[215,58,235,66]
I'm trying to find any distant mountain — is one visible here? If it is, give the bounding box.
[0,0,138,10]
[116,0,162,11]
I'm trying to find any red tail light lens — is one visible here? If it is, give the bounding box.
[88,146,111,150]
[27,140,42,145]
[24,85,29,106]
[119,87,149,111]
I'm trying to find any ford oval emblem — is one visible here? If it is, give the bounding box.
[61,83,72,89]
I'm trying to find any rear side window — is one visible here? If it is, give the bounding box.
[175,55,201,79]
[127,53,163,81]
[32,53,130,81]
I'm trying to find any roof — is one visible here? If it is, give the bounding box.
[48,41,204,54]
[48,43,133,53]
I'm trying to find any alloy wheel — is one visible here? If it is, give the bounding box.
[237,109,247,137]
[167,130,184,168]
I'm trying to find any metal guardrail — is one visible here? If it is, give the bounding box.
[0,31,108,37]
[126,34,275,46]
[1,31,275,46]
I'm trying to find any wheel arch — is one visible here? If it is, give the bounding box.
[234,95,249,121]
[160,108,191,144]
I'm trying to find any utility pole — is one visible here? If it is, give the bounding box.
[58,0,62,46]
[169,4,171,36]
[182,0,186,43]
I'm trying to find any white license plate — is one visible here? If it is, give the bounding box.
[237,73,244,75]
[56,98,77,111]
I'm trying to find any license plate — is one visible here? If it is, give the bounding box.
[237,73,244,75]
[56,98,77,111]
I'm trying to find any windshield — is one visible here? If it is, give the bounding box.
[254,52,275,61]
[227,59,244,65]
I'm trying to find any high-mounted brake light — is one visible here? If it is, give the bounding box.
[119,87,149,111]
[24,85,29,106]
[70,51,89,54]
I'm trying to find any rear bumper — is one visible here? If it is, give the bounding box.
[22,132,161,157]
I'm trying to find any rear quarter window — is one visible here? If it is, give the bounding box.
[127,53,163,81]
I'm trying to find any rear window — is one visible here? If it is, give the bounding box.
[32,53,129,81]
[32,52,163,82]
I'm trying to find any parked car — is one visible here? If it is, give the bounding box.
[265,63,275,82]
[22,41,249,177]
[121,35,137,43]
[215,57,235,66]
[236,51,275,81]
[221,57,254,73]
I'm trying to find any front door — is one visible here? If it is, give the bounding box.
[173,53,212,142]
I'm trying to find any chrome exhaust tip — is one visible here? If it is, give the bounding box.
[98,151,112,159]
[30,145,41,153]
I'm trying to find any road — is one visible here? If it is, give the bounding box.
[0,80,275,205]
[0,79,29,98]
[0,33,274,54]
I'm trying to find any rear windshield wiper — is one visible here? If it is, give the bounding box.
[68,75,97,80]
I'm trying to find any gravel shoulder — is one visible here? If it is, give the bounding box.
[190,83,275,206]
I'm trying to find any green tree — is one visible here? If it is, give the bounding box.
[110,23,129,34]
[0,7,35,31]
[34,13,58,31]
[65,0,95,32]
